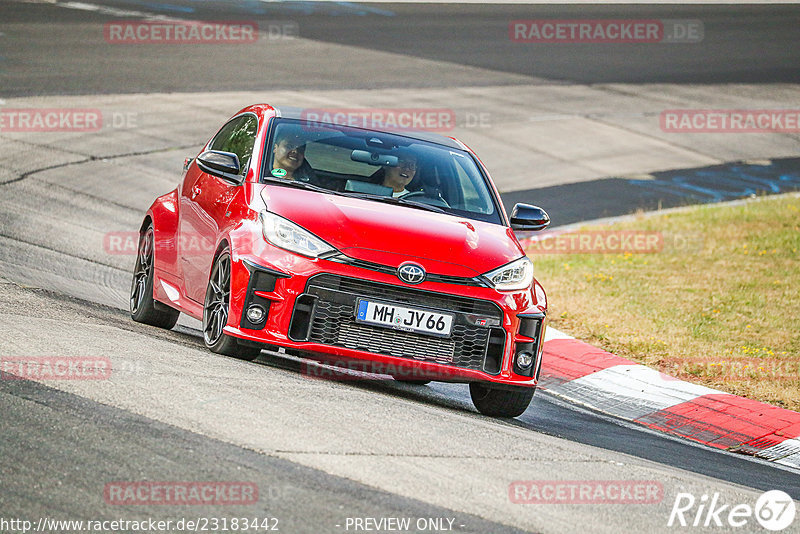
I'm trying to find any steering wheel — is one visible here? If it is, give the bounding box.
[398,191,450,208]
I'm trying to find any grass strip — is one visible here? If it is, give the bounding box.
[529,193,800,411]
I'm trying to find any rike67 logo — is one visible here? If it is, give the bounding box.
[668,490,796,531]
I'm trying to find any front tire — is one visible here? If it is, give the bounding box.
[469,383,535,418]
[203,250,261,361]
[130,225,179,329]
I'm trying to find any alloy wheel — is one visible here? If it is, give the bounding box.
[203,253,231,346]
[130,227,154,314]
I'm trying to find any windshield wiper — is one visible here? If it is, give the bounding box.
[262,177,332,194]
[263,179,446,213]
[337,191,447,214]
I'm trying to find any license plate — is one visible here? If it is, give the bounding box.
[355,299,454,338]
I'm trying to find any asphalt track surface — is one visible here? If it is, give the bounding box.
[1,2,800,533]
[502,157,800,225]
[2,2,800,96]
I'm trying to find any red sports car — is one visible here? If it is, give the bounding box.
[131,104,550,417]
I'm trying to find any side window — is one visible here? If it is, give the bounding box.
[452,157,495,215]
[209,115,258,175]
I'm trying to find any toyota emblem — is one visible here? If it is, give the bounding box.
[397,262,426,284]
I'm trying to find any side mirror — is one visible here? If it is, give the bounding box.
[196,150,242,183]
[510,203,550,232]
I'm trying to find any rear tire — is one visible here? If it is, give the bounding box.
[203,250,262,361]
[130,225,180,329]
[469,383,535,418]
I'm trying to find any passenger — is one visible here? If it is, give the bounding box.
[380,150,418,197]
[270,130,316,182]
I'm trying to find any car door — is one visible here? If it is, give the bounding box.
[179,114,258,303]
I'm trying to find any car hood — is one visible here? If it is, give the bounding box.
[260,185,523,277]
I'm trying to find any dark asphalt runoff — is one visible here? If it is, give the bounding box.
[1,2,799,96]
[501,157,800,226]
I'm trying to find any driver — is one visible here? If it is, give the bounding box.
[271,129,316,182]
[380,150,418,197]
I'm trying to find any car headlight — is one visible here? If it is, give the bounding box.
[483,257,534,291]
[260,211,336,258]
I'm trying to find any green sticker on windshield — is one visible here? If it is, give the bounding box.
[271,168,287,178]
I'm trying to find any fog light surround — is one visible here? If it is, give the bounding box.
[516,351,534,370]
[246,305,266,324]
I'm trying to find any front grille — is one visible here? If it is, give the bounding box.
[326,254,488,287]
[291,274,504,373]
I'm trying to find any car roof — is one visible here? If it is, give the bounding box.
[272,106,465,150]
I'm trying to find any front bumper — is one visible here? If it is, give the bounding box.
[224,249,546,386]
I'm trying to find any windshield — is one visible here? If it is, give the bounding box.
[261,118,502,224]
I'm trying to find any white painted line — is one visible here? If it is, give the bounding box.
[557,364,722,418]
[59,1,179,21]
[60,2,100,11]
[776,455,800,469]
[274,0,798,3]
[543,326,573,342]
[760,438,800,468]
[548,191,800,232]
[576,364,722,405]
